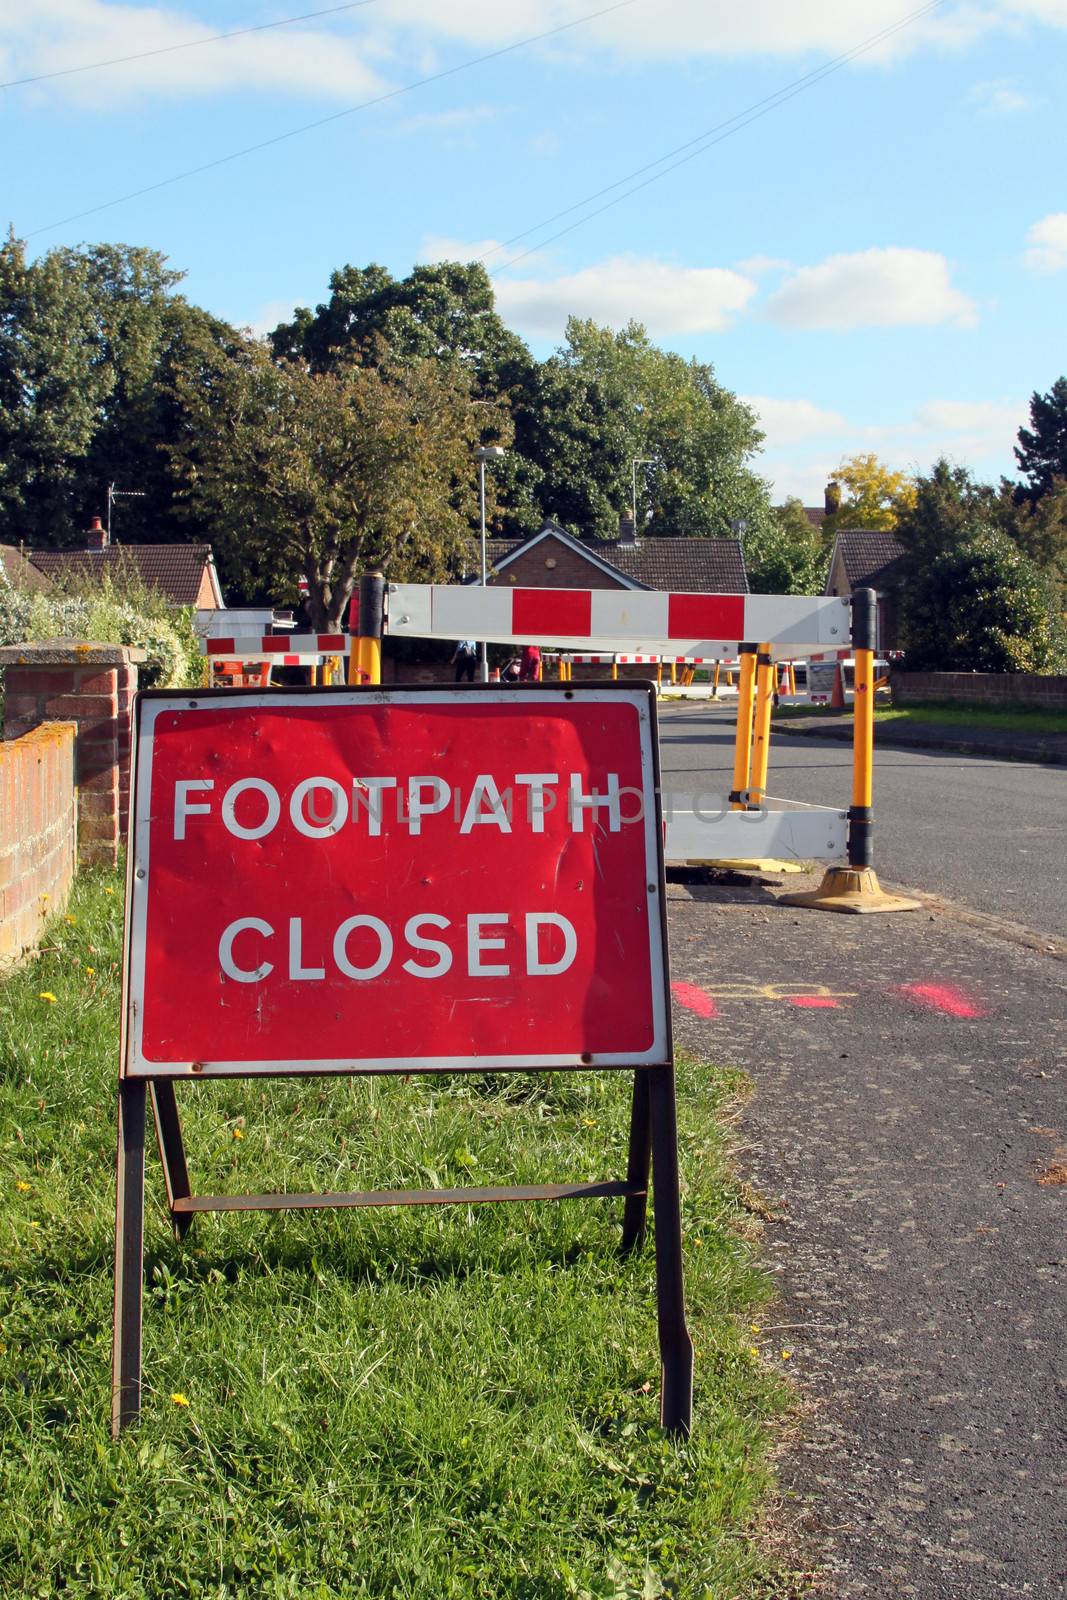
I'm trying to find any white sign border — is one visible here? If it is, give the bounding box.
[123,687,671,1078]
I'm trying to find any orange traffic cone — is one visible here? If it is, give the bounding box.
[830,660,845,709]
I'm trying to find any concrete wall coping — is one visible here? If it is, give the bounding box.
[0,638,148,667]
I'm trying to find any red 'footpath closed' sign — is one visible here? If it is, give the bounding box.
[123,687,670,1076]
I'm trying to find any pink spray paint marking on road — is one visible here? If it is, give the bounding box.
[789,996,840,1009]
[895,982,987,1019]
[671,981,719,1019]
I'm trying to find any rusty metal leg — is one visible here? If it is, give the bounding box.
[151,1079,193,1240]
[620,1069,651,1256]
[648,1064,694,1437]
[112,1078,147,1437]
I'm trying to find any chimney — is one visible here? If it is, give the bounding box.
[617,513,637,546]
[824,479,841,518]
[86,516,109,551]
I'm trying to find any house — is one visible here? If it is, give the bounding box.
[0,545,55,595]
[824,529,906,650]
[23,518,224,609]
[483,518,749,594]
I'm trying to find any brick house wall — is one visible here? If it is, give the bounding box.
[488,539,629,592]
[890,670,1067,709]
[0,724,76,964]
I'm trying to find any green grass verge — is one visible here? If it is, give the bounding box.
[874,701,1067,735]
[773,699,1067,734]
[0,869,806,1600]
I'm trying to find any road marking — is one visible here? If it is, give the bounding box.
[894,982,987,1018]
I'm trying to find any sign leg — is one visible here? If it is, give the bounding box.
[620,1069,651,1256]
[112,1078,147,1437]
[151,1080,193,1240]
[648,1064,694,1437]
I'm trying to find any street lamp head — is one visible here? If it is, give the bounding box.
[475,446,506,463]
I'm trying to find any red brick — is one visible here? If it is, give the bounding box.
[4,668,78,696]
[78,766,121,796]
[43,694,117,719]
[68,669,119,696]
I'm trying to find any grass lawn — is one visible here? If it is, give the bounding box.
[774,699,1067,735]
[0,868,807,1600]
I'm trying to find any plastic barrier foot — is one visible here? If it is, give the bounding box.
[700,857,808,874]
[781,866,921,914]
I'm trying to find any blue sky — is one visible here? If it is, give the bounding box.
[3,0,1066,504]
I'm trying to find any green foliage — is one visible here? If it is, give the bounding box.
[1014,376,1067,500]
[0,565,200,688]
[0,871,805,1600]
[901,524,1065,673]
[746,498,826,594]
[993,475,1067,600]
[820,453,916,549]
[0,232,241,550]
[168,335,507,629]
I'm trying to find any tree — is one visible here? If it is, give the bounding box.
[894,461,1065,672]
[168,337,507,627]
[902,530,1065,673]
[0,230,112,542]
[821,452,916,547]
[993,475,1067,601]
[520,316,775,543]
[1015,377,1067,501]
[745,498,826,594]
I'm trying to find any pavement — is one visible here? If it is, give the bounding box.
[656,705,1067,1598]
[773,710,1067,768]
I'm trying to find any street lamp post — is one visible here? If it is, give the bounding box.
[475,446,505,683]
[631,458,653,533]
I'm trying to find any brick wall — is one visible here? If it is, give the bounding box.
[0,640,144,867]
[0,724,76,965]
[488,542,628,591]
[890,670,1067,710]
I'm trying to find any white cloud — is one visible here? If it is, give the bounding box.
[380,1,1009,62]
[391,104,497,137]
[419,233,538,273]
[736,255,792,276]
[1023,211,1067,271]
[245,300,298,339]
[967,77,1031,113]
[0,0,385,105]
[760,394,1026,501]
[491,256,757,339]
[742,395,846,444]
[766,248,977,330]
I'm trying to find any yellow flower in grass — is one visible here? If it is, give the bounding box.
[780,1350,793,1361]
[16,1181,31,1193]
[749,1346,760,1359]
[85,967,95,978]
[232,1127,244,1141]
[64,916,76,926]
[39,992,57,1004]
[170,1393,190,1407]
[104,888,115,896]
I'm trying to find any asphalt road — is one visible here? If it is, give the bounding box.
[657,703,1067,939]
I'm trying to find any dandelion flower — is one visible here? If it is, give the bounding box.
[104,888,115,896]
[39,992,57,1004]
[581,1117,597,1128]
[16,1181,31,1193]
[64,916,76,926]
[232,1127,243,1141]
[85,967,95,977]
[170,1393,190,1407]
[781,1350,792,1361]
[749,1346,759,1358]
[750,1323,761,1333]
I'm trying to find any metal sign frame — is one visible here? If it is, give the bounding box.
[112,683,692,1440]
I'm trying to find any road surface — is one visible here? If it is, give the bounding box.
[658,703,1067,939]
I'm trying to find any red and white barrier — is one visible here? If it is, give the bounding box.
[204,633,350,658]
[388,584,849,659]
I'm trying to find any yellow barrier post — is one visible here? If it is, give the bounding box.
[748,645,774,807]
[729,645,758,810]
[783,589,920,914]
[356,571,385,687]
[611,656,618,682]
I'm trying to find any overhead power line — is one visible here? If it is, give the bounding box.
[1,2,381,91]
[485,0,949,276]
[27,0,639,238]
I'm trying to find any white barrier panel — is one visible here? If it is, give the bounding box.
[664,798,847,866]
[389,584,850,659]
[204,634,350,656]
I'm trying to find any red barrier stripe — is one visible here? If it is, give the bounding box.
[666,594,746,639]
[513,587,592,637]
[206,638,235,655]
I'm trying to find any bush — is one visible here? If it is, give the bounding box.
[0,574,201,689]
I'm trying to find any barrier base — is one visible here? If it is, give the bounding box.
[781,866,922,914]
[701,857,808,874]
